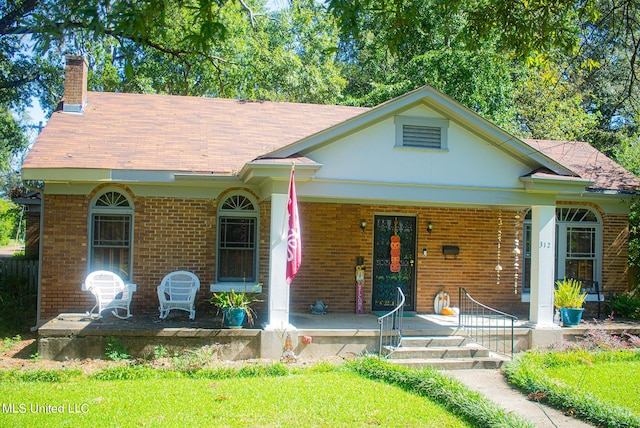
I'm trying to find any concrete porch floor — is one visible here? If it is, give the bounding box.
[37,310,531,335]
[36,311,528,361]
[36,311,639,362]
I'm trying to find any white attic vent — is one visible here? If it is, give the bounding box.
[402,125,442,148]
[395,116,449,150]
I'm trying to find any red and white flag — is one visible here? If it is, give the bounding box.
[286,165,301,285]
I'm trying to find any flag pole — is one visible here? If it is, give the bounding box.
[281,162,295,239]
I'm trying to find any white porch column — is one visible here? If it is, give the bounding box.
[528,205,557,328]
[264,193,294,331]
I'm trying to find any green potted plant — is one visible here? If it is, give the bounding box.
[209,286,262,328]
[554,277,587,327]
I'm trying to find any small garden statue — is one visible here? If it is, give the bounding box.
[281,333,296,363]
[310,300,328,314]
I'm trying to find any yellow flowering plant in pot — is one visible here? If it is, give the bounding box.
[554,277,587,327]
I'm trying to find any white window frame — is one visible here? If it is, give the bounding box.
[521,206,602,302]
[88,187,134,281]
[394,116,449,151]
[212,191,261,292]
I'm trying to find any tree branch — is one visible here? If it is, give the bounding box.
[0,73,40,90]
[0,0,39,35]
[237,0,264,27]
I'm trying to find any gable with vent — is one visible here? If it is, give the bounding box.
[395,116,449,150]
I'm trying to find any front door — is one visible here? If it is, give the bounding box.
[372,215,416,311]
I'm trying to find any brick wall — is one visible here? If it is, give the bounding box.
[40,194,90,319]
[131,196,214,314]
[39,187,270,320]
[289,203,529,316]
[25,211,40,258]
[39,189,629,320]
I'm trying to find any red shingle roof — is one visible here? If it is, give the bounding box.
[23,91,639,193]
[23,92,369,175]
[524,139,640,192]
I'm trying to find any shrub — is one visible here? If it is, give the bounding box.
[0,275,37,336]
[104,336,130,361]
[563,318,640,351]
[612,293,640,320]
[168,344,222,370]
[0,199,21,247]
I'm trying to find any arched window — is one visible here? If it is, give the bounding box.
[217,193,259,283]
[523,207,601,293]
[89,189,134,280]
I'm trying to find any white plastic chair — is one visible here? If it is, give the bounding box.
[83,270,133,319]
[157,271,200,320]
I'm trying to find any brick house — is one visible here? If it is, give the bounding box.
[22,55,640,332]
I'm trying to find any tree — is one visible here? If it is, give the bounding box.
[511,63,598,141]
[327,0,593,57]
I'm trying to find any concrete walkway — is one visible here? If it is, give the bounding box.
[0,243,23,257]
[447,369,594,427]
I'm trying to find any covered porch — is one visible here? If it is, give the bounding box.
[36,310,555,362]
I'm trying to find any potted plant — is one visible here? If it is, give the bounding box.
[554,277,587,327]
[209,286,262,328]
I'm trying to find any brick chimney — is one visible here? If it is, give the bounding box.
[63,54,88,113]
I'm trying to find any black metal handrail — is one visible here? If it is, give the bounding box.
[459,287,517,357]
[378,287,405,354]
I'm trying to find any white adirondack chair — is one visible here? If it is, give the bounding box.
[157,271,200,320]
[83,270,133,319]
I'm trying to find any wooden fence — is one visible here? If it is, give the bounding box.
[0,259,39,294]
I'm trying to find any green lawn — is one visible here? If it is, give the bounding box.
[505,349,640,427]
[0,370,472,427]
[544,360,640,417]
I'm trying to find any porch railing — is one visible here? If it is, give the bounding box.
[458,287,517,357]
[378,287,405,354]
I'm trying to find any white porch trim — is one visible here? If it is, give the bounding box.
[528,205,559,329]
[264,192,295,331]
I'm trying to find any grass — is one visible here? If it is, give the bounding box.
[0,363,473,427]
[348,357,534,428]
[0,335,21,354]
[544,360,640,416]
[504,349,640,427]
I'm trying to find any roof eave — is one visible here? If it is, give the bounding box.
[22,167,240,183]
[239,159,321,185]
[520,175,594,193]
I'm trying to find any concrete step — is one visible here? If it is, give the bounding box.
[388,343,491,359]
[400,335,468,347]
[389,354,510,370]
[386,335,510,370]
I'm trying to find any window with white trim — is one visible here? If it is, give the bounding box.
[395,116,449,150]
[522,207,601,294]
[217,193,259,283]
[89,189,134,280]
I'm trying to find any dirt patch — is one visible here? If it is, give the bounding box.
[0,334,125,374]
[0,333,349,374]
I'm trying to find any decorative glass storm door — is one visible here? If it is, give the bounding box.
[372,215,416,311]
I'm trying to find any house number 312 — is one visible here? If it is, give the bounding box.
[539,241,551,249]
